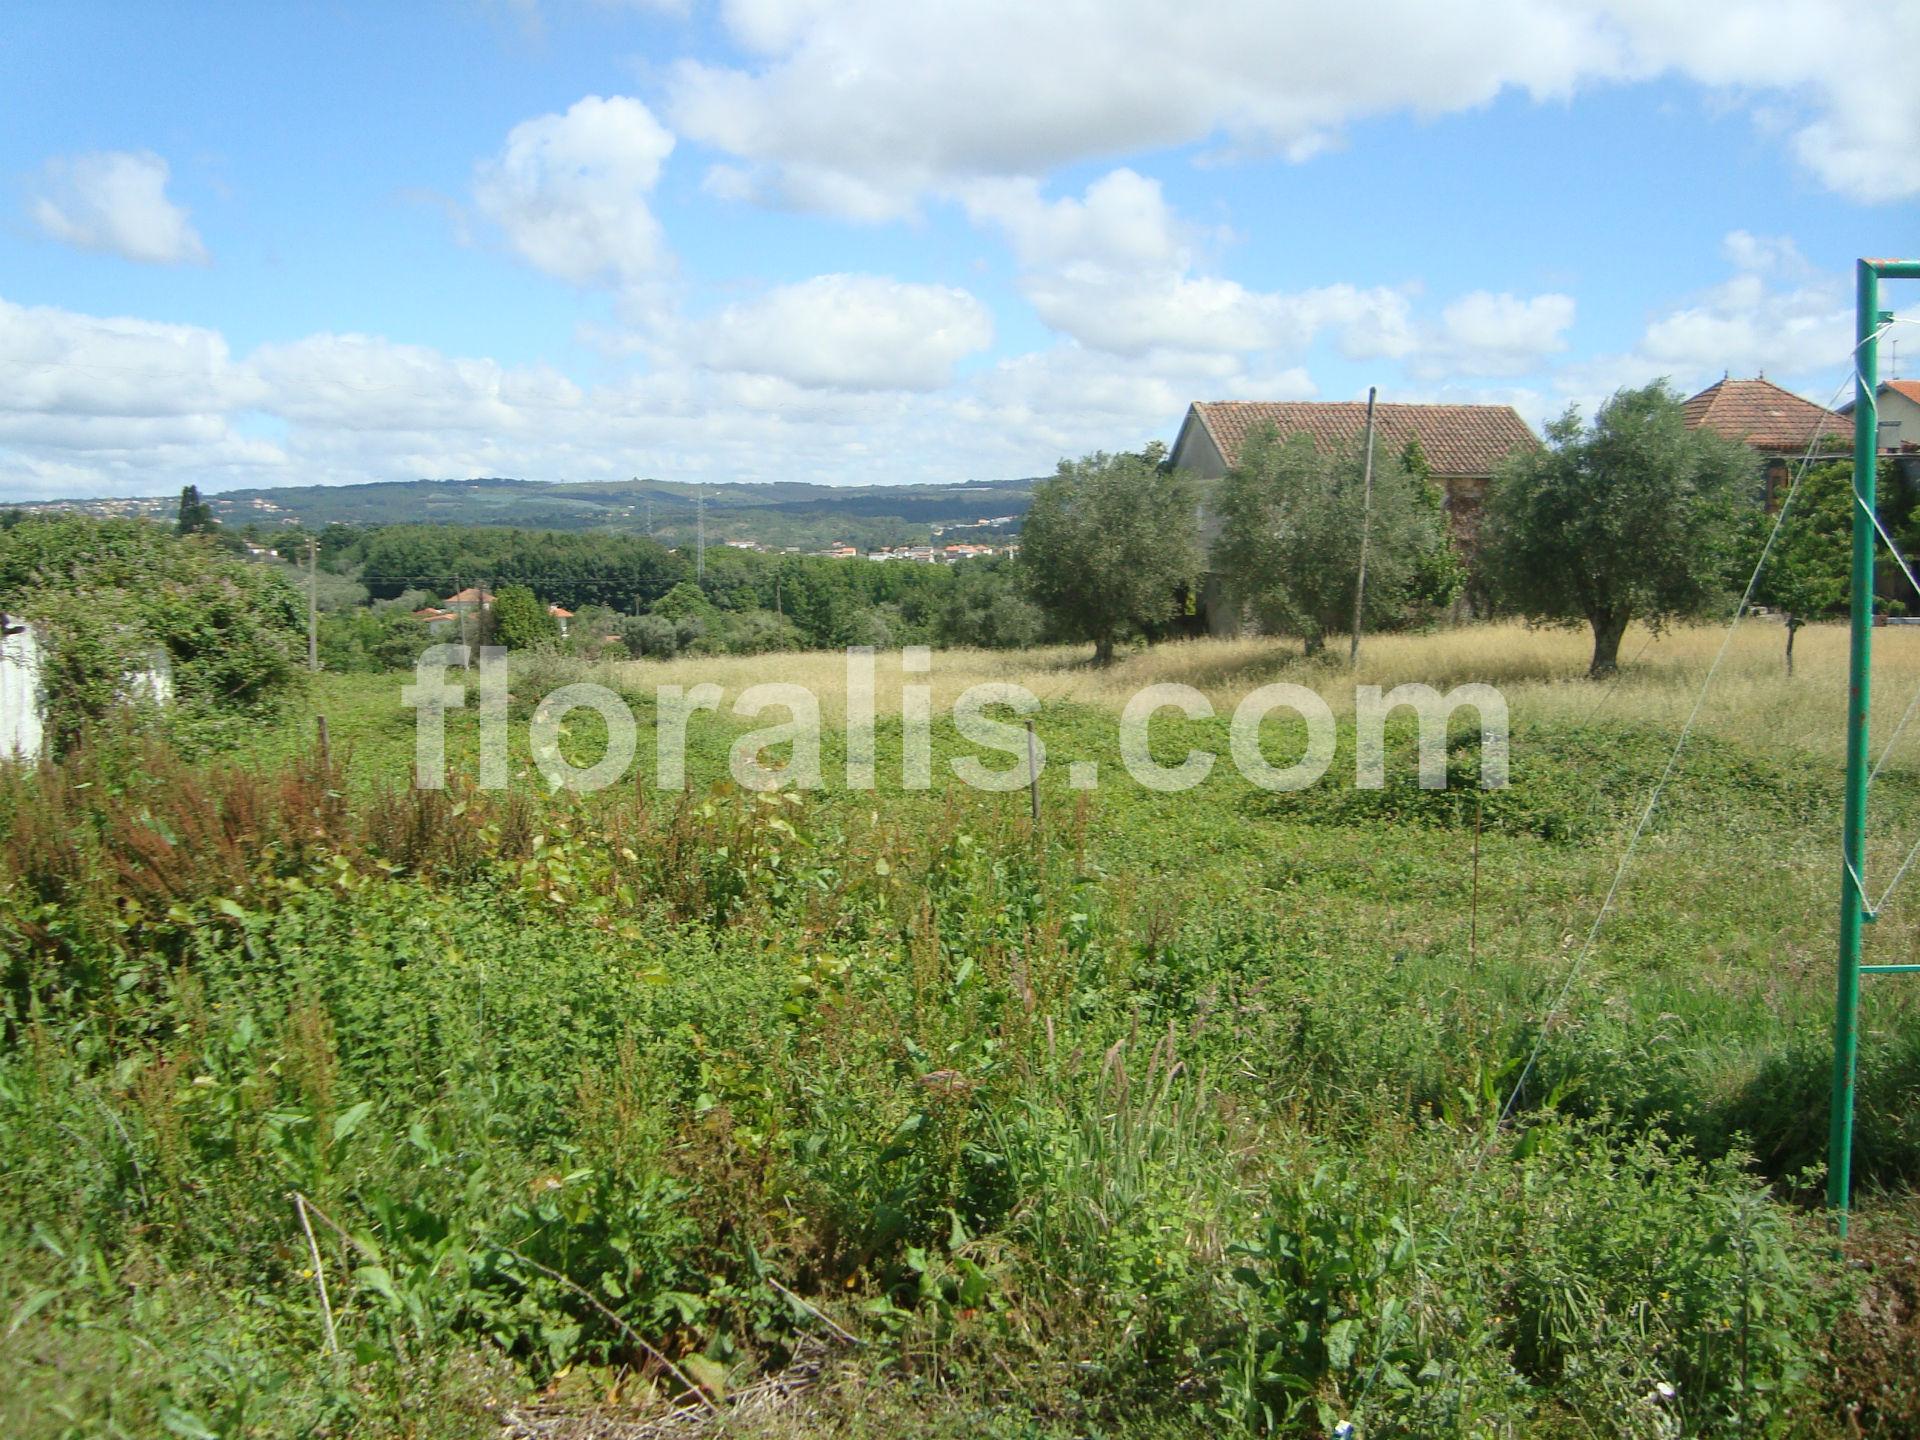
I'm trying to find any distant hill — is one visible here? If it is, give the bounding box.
[19,476,1038,552]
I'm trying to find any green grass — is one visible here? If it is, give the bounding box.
[2,647,1918,1437]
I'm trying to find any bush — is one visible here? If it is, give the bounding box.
[318,607,434,673]
[939,558,1046,648]
[0,516,304,754]
[712,608,804,655]
[615,612,698,658]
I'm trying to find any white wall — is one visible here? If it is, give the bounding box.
[0,622,44,762]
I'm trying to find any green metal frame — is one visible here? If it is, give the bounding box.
[1829,258,1920,1235]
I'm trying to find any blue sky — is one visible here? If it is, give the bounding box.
[1,0,1916,499]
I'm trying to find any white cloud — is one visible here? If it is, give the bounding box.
[1028,271,1418,361]
[669,1,1920,214]
[962,167,1416,362]
[0,297,256,419]
[964,343,1315,460]
[1552,231,1853,415]
[1720,229,1810,278]
[0,298,278,496]
[1639,274,1849,380]
[472,95,676,288]
[698,274,993,390]
[0,291,1278,498]
[30,151,208,265]
[251,334,583,431]
[1638,233,1850,382]
[1408,291,1576,378]
[958,169,1189,271]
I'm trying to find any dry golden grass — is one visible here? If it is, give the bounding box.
[615,618,1920,770]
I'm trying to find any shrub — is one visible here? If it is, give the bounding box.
[0,516,304,754]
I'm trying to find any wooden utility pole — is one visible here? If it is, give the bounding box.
[1349,386,1379,668]
[306,537,319,672]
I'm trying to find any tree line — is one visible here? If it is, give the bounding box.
[304,524,1048,672]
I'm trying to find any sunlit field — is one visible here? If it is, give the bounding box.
[13,618,1920,1438]
[617,616,1910,758]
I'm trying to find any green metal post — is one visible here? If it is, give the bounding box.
[1829,260,1880,1232]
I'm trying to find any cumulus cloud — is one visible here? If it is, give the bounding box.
[1639,278,1849,380]
[1639,232,1849,381]
[963,343,1315,459]
[30,151,208,265]
[472,95,676,288]
[1552,231,1853,414]
[961,167,1416,363]
[0,297,256,419]
[957,169,1189,271]
[0,298,279,495]
[669,1,1920,215]
[697,274,993,390]
[1027,271,1418,361]
[1408,291,1577,379]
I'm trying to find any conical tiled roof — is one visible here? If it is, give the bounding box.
[1680,377,1847,453]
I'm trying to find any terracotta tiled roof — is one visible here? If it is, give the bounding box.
[1680,377,1847,453]
[1189,401,1537,478]
[1888,380,1920,405]
[444,586,493,605]
[547,605,574,618]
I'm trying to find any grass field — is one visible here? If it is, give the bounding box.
[6,620,1920,1437]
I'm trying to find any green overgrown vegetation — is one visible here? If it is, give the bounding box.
[0,514,305,754]
[2,654,1915,1436]
[297,525,1044,671]
[5,378,1917,1435]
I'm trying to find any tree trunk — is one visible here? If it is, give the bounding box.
[1304,633,1324,659]
[1785,616,1799,677]
[1093,633,1115,666]
[1588,612,1628,679]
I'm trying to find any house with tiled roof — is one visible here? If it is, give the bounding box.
[1169,399,1538,550]
[1168,399,1538,633]
[1681,376,1848,508]
[1838,379,1920,454]
[1682,376,1849,453]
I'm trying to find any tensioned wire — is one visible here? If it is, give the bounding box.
[1344,325,1894,1434]
[1841,402,1920,918]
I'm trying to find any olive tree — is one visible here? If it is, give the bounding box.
[1018,446,1199,664]
[1211,428,1458,655]
[1480,381,1753,678]
[1755,460,1851,675]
